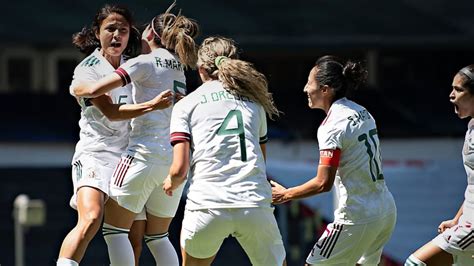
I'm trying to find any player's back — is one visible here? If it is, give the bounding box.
[318,98,396,224]
[172,80,271,210]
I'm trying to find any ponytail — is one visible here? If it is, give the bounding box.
[72,27,99,55]
[198,36,279,119]
[314,55,367,100]
[150,11,200,68]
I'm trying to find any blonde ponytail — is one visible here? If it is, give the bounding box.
[150,10,199,68]
[198,36,280,119]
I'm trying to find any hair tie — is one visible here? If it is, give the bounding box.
[215,56,228,68]
[459,67,474,81]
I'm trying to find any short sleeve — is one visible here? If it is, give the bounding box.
[170,101,191,146]
[69,64,99,97]
[259,106,268,144]
[317,120,345,150]
[116,55,152,85]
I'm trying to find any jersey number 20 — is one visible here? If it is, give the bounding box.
[217,110,247,162]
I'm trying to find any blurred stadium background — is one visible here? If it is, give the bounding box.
[1,0,474,265]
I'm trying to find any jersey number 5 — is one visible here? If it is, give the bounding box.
[358,128,384,182]
[217,110,247,162]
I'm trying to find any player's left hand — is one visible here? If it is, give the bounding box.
[162,175,175,196]
[174,92,185,103]
[270,180,289,204]
[162,175,186,196]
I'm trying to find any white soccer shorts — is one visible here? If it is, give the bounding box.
[69,155,117,209]
[109,154,184,217]
[181,207,286,266]
[432,214,474,264]
[306,211,396,265]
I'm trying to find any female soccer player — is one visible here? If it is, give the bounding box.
[163,36,287,266]
[72,8,199,265]
[58,4,170,266]
[405,65,474,266]
[271,55,397,265]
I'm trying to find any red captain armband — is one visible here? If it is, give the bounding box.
[319,149,341,167]
[170,132,191,146]
[115,68,131,86]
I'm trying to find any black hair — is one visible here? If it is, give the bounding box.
[72,4,140,57]
[314,55,368,101]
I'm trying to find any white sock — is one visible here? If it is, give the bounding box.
[57,258,79,266]
[405,254,427,266]
[145,233,179,266]
[103,223,134,266]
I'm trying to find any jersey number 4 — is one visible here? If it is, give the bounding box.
[217,110,247,162]
[358,128,384,182]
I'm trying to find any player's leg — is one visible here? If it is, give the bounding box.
[181,209,231,266]
[58,157,111,265]
[305,220,382,265]
[233,207,286,266]
[103,155,152,265]
[58,186,105,264]
[404,215,474,266]
[357,211,397,266]
[102,198,137,265]
[405,242,451,266]
[129,209,146,266]
[142,163,185,265]
[143,215,179,266]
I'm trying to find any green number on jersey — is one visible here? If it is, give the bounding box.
[217,110,247,161]
[118,95,128,104]
[173,80,186,94]
[173,80,186,103]
[357,128,384,182]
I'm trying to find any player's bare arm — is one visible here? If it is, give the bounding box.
[92,90,173,121]
[163,141,190,196]
[271,164,336,204]
[73,72,123,98]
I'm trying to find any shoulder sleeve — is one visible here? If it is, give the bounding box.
[115,55,152,85]
[69,63,99,96]
[170,101,191,146]
[259,106,268,144]
[317,117,345,150]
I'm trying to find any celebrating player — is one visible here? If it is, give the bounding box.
[72,7,199,265]
[162,36,287,266]
[271,55,397,265]
[57,4,170,266]
[405,65,474,266]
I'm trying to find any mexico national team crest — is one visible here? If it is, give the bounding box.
[86,167,98,180]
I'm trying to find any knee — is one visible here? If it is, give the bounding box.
[77,209,103,239]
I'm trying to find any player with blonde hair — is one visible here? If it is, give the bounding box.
[163,36,286,266]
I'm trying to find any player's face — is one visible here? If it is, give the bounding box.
[450,73,474,119]
[304,67,325,109]
[97,13,130,58]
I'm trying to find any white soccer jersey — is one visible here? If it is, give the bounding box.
[170,80,271,210]
[462,119,474,221]
[115,48,185,164]
[317,98,396,224]
[70,48,132,164]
